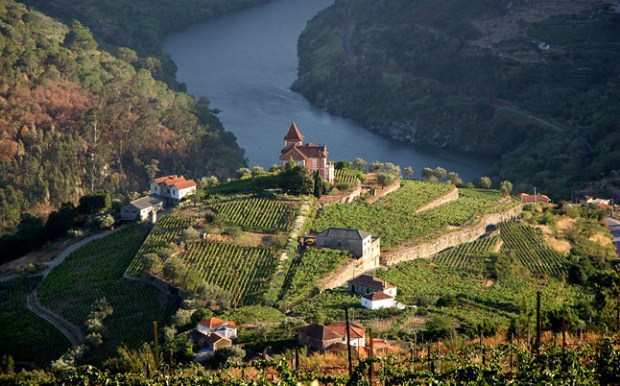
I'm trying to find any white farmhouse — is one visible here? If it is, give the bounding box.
[150,175,197,205]
[120,196,164,222]
[361,291,395,310]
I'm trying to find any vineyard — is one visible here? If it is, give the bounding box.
[37,226,176,361]
[433,236,500,268]
[126,215,196,276]
[0,278,70,366]
[313,182,509,247]
[375,255,581,333]
[182,241,278,306]
[499,221,568,276]
[209,197,298,233]
[334,169,361,189]
[280,248,352,305]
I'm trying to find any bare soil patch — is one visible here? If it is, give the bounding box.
[535,225,571,255]
[555,218,576,236]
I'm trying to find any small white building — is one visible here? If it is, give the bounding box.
[120,196,164,222]
[151,175,197,205]
[361,291,395,310]
[196,317,238,339]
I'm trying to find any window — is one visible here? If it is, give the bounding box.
[312,158,317,169]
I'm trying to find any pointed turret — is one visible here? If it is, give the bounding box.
[283,122,304,147]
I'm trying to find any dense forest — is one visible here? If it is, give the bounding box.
[294,0,620,198]
[20,0,274,86]
[0,0,248,235]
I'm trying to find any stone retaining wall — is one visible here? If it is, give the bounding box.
[415,187,458,213]
[381,204,523,266]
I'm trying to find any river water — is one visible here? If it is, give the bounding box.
[163,0,492,181]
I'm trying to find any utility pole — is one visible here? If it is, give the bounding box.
[535,291,542,353]
[345,308,353,377]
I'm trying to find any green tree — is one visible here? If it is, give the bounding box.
[352,158,367,170]
[404,166,414,178]
[145,159,160,181]
[313,172,323,198]
[421,167,434,180]
[478,176,492,189]
[500,180,513,196]
[78,191,111,215]
[447,172,463,186]
[376,173,394,189]
[433,167,448,180]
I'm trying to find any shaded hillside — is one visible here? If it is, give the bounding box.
[293,0,620,197]
[20,0,274,85]
[0,0,245,233]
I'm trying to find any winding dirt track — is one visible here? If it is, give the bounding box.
[21,228,123,347]
[26,291,83,347]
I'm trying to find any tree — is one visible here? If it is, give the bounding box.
[144,159,160,181]
[478,176,492,189]
[384,162,401,176]
[426,315,454,339]
[433,167,448,181]
[181,227,199,241]
[500,180,513,196]
[141,253,162,274]
[447,172,463,187]
[78,191,111,215]
[404,166,414,178]
[199,176,219,189]
[88,213,115,230]
[250,165,265,177]
[281,165,314,195]
[421,167,434,180]
[313,172,322,198]
[369,161,383,173]
[236,167,251,179]
[45,202,77,240]
[376,173,394,189]
[163,257,186,284]
[352,158,367,170]
[335,160,350,170]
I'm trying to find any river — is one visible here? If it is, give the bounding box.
[163,0,492,182]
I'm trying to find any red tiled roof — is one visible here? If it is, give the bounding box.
[284,122,304,142]
[164,176,187,186]
[207,332,230,345]
[173,179,197,190]
[325,321,366,339]
[348,275,396,291]
[154,175,178,184]
[197,317,237,329]
[520,193,551,203]
[362,291,394,301]
[279,143,327,161]
[299,321,366,341]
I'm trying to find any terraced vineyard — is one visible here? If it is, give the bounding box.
[126,215,196,275]
[37,226,176,361]
[209,197,298,233]
[0,278,70,366]
[280,248,352,305]
[314,182,508,247]
[182,241,277,305]
[434,236,500,268]
[499,221,568,276]
[334,169,361,188]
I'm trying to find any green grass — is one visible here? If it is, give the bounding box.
[37,226,176,362]
[0,278,70,367]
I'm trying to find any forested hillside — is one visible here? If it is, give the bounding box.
[294,0,620,198]
[0,0,246,234]
[20,0,274,85]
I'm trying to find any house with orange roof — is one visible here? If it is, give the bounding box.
[279,123,335,184]
[196,317,238,339]
[520,193,551,204]
[150,175,197,205]
[298,321,366,351]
